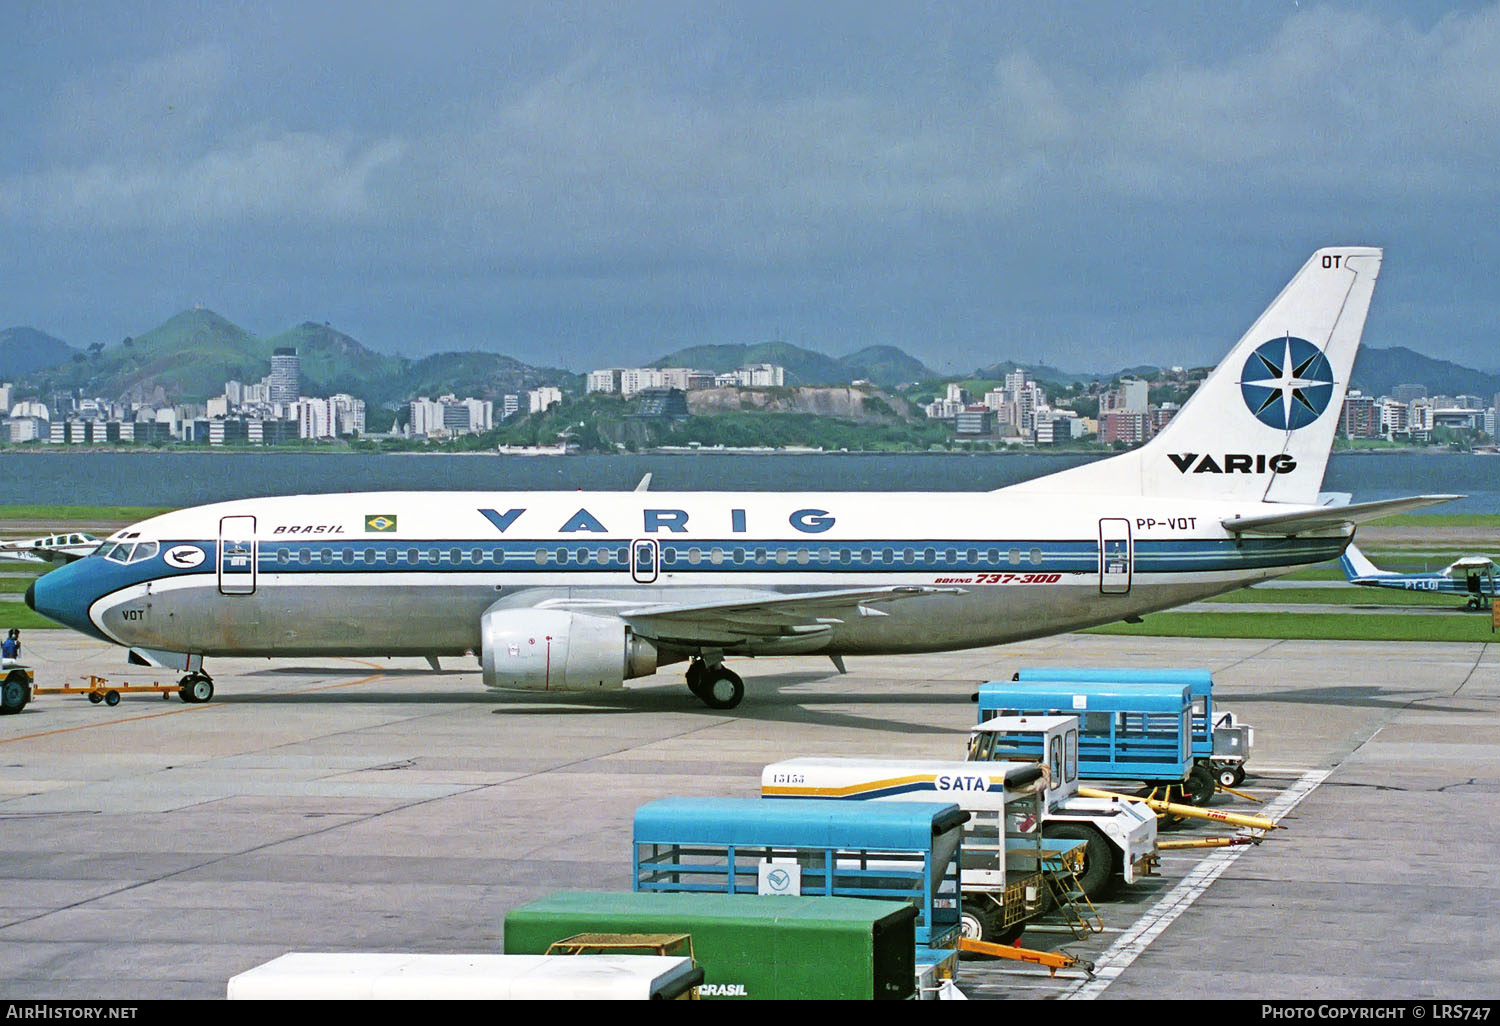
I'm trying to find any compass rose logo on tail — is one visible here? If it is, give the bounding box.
[1239,336,1335,430]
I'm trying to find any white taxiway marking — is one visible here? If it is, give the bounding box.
[1061,769,1330,1000]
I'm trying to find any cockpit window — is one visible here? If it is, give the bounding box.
[94,542,121,560]
[100,541,158,564]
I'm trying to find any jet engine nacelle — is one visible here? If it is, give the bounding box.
[480,607,657,692]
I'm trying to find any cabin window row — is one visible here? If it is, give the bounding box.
[262,545,1049,568]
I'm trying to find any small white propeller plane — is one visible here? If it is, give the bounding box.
[1341,543,1496,610]
[27,247,1458,709]
[0,532,102,566]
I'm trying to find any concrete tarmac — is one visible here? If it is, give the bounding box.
[1,629,1496,1000]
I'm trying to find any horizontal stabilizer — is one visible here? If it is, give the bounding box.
[1223,494,1462,536]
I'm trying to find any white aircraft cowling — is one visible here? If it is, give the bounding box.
[479,605,657,692]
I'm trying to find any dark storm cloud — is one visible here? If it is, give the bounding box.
[2,1,1497,373]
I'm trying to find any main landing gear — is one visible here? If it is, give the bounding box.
[177,670,215,704]
[685,658,744,711]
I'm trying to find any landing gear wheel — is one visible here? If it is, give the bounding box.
[178,673,214,704]
[1185,764,1216,807]
[104,690,120,707]
[699,667,744,710]
[684,659,707,698]
[1042,823,1114,901]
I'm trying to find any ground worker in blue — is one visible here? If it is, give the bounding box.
[1,629,19,666]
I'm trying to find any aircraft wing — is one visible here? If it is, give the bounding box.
[1222,494,1463,536]
[1442,556,1497,577]
[618,586,963,646]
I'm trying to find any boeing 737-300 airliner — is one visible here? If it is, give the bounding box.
[21,248,1458,711]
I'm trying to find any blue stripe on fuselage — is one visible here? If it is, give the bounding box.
[248,535,1344,575]
[26,542,217,639]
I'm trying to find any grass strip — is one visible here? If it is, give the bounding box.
[0,505,172,522]
[0,604,68,631]
[1086,610,1496,642]
[1209,586,1473,608]
[1374,514,1500,529]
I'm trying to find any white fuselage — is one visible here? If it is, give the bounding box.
[37,489,1349,660]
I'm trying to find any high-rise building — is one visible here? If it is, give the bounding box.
[270,348,300,402]
[1341,391,1378,439]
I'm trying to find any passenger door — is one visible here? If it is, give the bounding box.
[1098,518,1132,595]
[219,516,257,596]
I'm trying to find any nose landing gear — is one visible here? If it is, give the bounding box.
[177,671,215,704]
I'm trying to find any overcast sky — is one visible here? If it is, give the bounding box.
[2,1,1497,375]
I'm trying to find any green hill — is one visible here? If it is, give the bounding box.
[262,322,406,399]
[838,345,935,386]
[401,352,581,403]
[96,309,264,402]
[0,327,78,376]
[1350,346,1500,398]
[17,309,574,408]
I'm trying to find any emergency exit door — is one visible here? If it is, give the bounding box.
[219,515,257,595]
[1098,518,1132,595]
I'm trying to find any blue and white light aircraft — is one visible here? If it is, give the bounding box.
[26,247,1458,710]
[0,532,102,565]
[1341,543,1496,610]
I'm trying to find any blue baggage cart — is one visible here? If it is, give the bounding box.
[1012,667,1253,787]
[975,681,1209,804]
[632,797,968,968]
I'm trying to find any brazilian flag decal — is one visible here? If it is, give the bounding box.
[365,514,398,533]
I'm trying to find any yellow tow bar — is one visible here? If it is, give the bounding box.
[956,938,1093,977]
[1157,836,1262,851]
[1077,786,1283,832]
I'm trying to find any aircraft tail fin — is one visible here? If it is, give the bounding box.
[1340,543,1390,581]
[1013,247,1382,504]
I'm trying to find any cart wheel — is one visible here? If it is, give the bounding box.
[991,918,1025,946]
[104,690,120,707]
[958,910,992,959]
[88,691,104,704]
[1231,766,1246,788]
[1042,823,1114,901]
[1,672,29,714]
[1185,765,1215,806]
[1217,766,1238,789]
